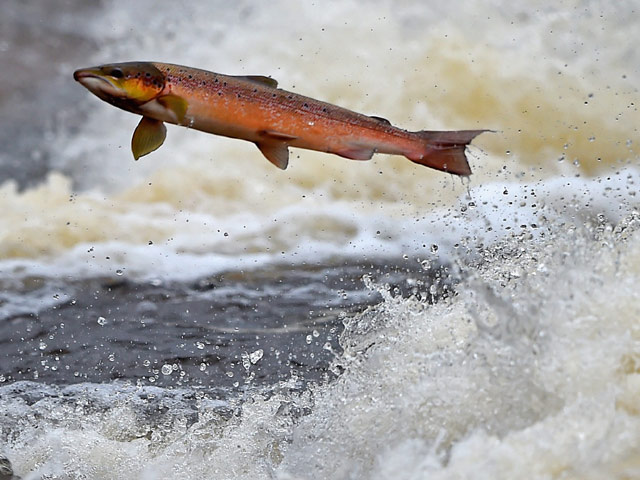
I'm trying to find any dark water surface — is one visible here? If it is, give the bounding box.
[0,260,450,389]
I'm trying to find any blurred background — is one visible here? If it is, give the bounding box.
[0,1,639,479]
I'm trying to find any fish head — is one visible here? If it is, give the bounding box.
[73,62,166,105]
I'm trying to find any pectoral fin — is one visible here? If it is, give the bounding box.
[256,142,289,169]
[131,117,167,160]
[157,94,188,124]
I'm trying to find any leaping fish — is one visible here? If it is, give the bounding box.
[73,62,486,175]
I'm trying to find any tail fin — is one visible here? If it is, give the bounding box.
[408,130,487,176]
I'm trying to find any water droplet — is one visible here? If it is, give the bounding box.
[588,136,595,142]
[430,244,439,254]
[226,371,234,378]
[305,335,313,344]
[249,349,263,365]
[242,355,251,371]
[143,359,151,367]
[108,354,115,362]
[161,364,173,375]
[312,330,320,338]
[97,316,106,326]
[39,341,47,350]
[115,269,124,276]
[196,341,205,350]
[199,362,207,371]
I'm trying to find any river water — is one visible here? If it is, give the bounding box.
[1,1,639,478]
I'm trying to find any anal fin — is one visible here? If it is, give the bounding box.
[333,145,375,161]
[256,142,289,169]
[131,117,167,160]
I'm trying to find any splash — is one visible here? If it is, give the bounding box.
[276,212,640,479]
[3,209,639,479]
[2,2,640,479]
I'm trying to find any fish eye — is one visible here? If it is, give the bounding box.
[109,68,124,79]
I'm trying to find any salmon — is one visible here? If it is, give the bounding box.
[73,62,486,175]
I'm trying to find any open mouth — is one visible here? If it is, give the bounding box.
[73,69,110,86]
[73,68,120,98]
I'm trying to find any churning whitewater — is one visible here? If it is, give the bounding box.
[1,1,639,479]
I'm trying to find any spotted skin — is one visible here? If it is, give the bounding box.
[74,62,486,174]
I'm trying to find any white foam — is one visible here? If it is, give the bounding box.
[4,203,640,479]
[274,210,640,479]
[2,1,640,478]
[1,169,637,282]
[2,0,638,278]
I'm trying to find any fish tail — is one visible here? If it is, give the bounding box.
[407,130,487,176]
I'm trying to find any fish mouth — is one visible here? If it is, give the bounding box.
[74,68,111,86]
[74,68,121,99]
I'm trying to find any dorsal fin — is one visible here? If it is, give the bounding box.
[369,115,391,125]
[235,75,278,88]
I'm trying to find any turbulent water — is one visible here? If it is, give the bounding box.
[1,1,639,479]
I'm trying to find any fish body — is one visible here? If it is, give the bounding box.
[74,62,486,175]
